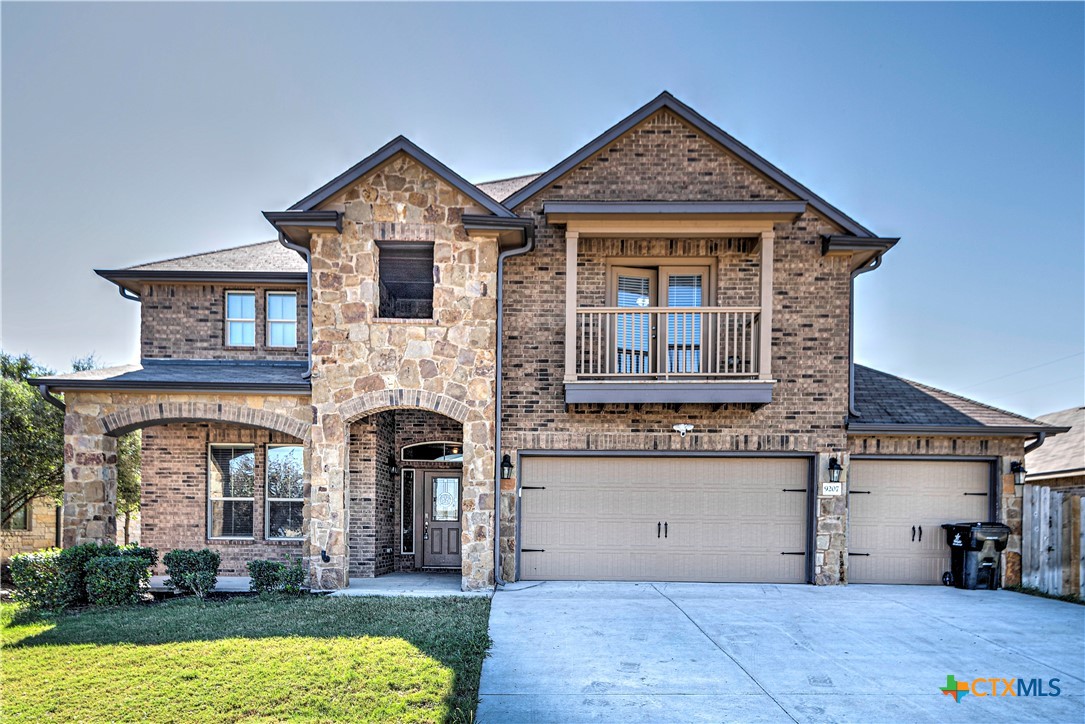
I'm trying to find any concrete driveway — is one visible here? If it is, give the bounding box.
[477,582,1084,723]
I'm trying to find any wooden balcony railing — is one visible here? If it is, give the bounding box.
[573,306,761,381]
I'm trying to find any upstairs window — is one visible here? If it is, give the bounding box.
[377,242,434,319]
[266,292,298,348]
[2,502,28,530]
[266,445,304,540]
[208,445,255,539]
[225,292,256,347]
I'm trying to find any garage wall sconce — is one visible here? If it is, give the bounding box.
[828,457,843,483]
[501,454,515,479]
[1010,461,1027,494]
[672,423,695,438]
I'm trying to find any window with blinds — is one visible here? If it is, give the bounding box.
[266,445,304,539]
[377,241,435,319]
[666,273,704,373]
[208,445,255,538]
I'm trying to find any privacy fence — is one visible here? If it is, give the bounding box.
[1021,484,1085,599]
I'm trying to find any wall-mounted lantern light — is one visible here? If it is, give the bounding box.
[501,454,515,480]
[828,457,843,484]
[1010,461,1027,495]
[388,455,399,477]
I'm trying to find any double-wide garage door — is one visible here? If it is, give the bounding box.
[848,459,992,584]
[519,456,809,583]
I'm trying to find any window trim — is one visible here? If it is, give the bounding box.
[224,290,257,348]
[375,240,436,321]
[400,468,416,555]
[265,443,305,541]
[207,443,256,541]
[605,258,717,308]
[2,502,30,531]
[265,291,299,349]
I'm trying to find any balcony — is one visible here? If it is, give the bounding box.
[566,306,774,404]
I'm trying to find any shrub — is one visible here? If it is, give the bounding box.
[163,549,220,598]
[85,555,149,606]
[58,542,118,606]
[9,549,67,610]
[118,544,158,570]
[247,558,307,594]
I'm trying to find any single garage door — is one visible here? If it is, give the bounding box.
[519,456,809,583]
[848,459,992,584]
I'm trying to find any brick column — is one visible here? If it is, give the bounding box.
[814,451,848,585]
[62,422,117,547]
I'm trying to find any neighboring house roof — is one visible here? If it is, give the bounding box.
[286,135,516,218]
[32,360,310,395]
[849,365,1066,436]
[476,173,542,203]
[503,91,877,238]
[1025,406,1084,479]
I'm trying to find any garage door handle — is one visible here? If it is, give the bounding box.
[658,522,661,538]
[918,526,922,542]
[912,526,916,542]
[963,492,987,496]
[664,522,668,538]
[851,490,871,495]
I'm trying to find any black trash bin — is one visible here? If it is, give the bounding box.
[941,522,1011,590]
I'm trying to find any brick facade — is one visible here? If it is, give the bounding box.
[141,423,304,575]
[141,283,307,361]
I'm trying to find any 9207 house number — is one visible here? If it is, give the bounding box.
[821,482,843,496]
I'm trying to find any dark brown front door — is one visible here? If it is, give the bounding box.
[422,471,461,568]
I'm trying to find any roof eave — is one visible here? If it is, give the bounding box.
[847,423,1071,437]
[262,210,342,247]
[504,91,877,237]
[31,378,311,396]
[95,269,308,287]
[286,136,516,218]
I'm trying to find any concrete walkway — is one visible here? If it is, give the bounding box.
[149,575,250,593]
[329,571,491,598]
[478,581,1084,723]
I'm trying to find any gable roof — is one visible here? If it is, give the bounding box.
[477,173,542,203]
[288,135,515,218]
[121,240,306,274]
[849,365,1067,435]
[1026,406,1084,478]
[504,91,876,237]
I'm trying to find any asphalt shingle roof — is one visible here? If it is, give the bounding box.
[475,173,541,203]
[125,240,307,274]
[851,365,1054,431]
[34,360,309,392]
[1026,406,1084,476]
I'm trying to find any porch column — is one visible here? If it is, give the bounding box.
[62,413,117,546]
[759,229,774,379]
[814,451,847,585]
[998,456,1023,587]
[307,412,349,590]
[564,229,579,383]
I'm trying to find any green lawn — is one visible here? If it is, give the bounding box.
[1,595,491,723]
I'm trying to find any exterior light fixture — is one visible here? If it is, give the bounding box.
[828,457,843,484]
[388,455,399,477]
[672,424,694,438]
[1010,461,1027,494]
[501,454,514,479]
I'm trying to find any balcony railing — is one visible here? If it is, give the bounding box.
[574,306,761,381]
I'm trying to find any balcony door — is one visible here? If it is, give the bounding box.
[609,266,710,376]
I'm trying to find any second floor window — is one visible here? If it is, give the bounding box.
[225,292,256,347]
[377,241,435,319]
[266,292,298,348]
[208,445,255,539]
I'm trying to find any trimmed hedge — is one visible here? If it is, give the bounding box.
[9,549,66,610]
[163,549,220,598]
[85,556,149,606]
[247,558,306,594]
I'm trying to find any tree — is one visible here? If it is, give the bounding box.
[1,353,63,527]
[1,352,142,539]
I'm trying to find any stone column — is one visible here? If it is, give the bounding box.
[62,420,118,547]
[814,451,848,585]
[998,455,1023,587]
[460,412,495,590]
[306,408,349,590]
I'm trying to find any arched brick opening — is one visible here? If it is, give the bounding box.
[98,401,309,441]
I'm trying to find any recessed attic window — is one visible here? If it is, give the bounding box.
[376,241,434,319]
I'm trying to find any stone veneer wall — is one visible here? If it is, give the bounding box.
[141,423,304,575]
[502,107,853,584]
[141,283,308,361]
[1,497,59,565]
[848,434,1028,586]
[304,153,498,591]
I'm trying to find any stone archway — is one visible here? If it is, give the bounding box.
[339,390,470,427]
[99,400,310,441]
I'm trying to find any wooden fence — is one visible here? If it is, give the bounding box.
[1021,484,1085,598]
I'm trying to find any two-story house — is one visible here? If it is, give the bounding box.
[34,92,1067,591]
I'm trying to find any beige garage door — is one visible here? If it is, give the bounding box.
[519,456,809,583]
[848,459,992,584]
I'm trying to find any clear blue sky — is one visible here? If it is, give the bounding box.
[2,2,1082,418]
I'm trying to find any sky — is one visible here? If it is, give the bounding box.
[2,2,1082,419]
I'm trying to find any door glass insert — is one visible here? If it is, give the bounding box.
[615,272,655,374]
[432,477,459,521]
[666,272,705,373]
[401,469,415,554]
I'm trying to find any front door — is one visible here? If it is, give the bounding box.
[422,472,462,568]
